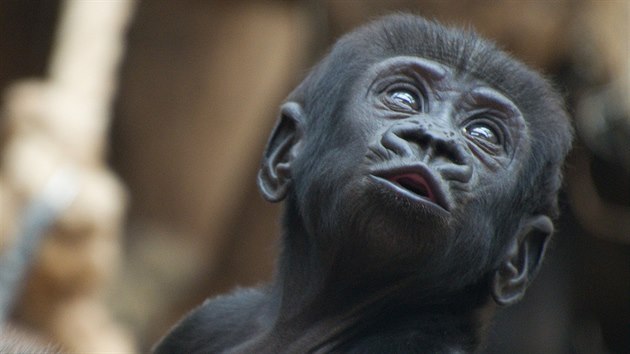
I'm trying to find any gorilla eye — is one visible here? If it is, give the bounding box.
[387,89,421,112]
[463,121,503,147]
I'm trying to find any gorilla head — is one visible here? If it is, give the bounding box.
[258,15,572,307]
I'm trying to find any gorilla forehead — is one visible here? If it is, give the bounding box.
[300,16,532,101]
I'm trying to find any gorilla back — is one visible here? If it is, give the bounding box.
[154,14,573,353]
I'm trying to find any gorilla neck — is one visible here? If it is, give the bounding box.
[264,207,493,351]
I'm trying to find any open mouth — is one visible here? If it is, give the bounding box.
[387,173,435,202]
[370,164,450,212]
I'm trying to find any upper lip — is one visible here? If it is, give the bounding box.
[370,163,450,212]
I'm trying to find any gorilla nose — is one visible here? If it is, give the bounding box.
[380,120,473,183]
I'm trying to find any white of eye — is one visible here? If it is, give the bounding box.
[464,122,500,145]
[389,90,419,111]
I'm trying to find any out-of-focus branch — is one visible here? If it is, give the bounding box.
[0,0,137,352]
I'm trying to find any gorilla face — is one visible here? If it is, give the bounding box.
[292,56,530,284]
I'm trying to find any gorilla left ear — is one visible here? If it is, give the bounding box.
[491,215,553,306]
[257,102,305,202]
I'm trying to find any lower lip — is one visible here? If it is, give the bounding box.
[369,175,449,216]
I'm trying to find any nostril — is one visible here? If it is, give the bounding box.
[435,139,467,166]
[439,163,473,184]
[382,125,416,157]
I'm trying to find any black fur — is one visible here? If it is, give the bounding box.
[154,14,573,353]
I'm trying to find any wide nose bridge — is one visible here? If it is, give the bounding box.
[417,116,455,144]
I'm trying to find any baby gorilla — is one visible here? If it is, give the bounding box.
[154,14,573,353]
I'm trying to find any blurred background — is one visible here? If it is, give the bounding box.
[0,0,628,353]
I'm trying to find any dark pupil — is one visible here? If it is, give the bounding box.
[390,91,417,109]
[467,123,498,144]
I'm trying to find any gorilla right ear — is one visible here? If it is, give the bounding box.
[257,102,305,202]
[491,215,553,306]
